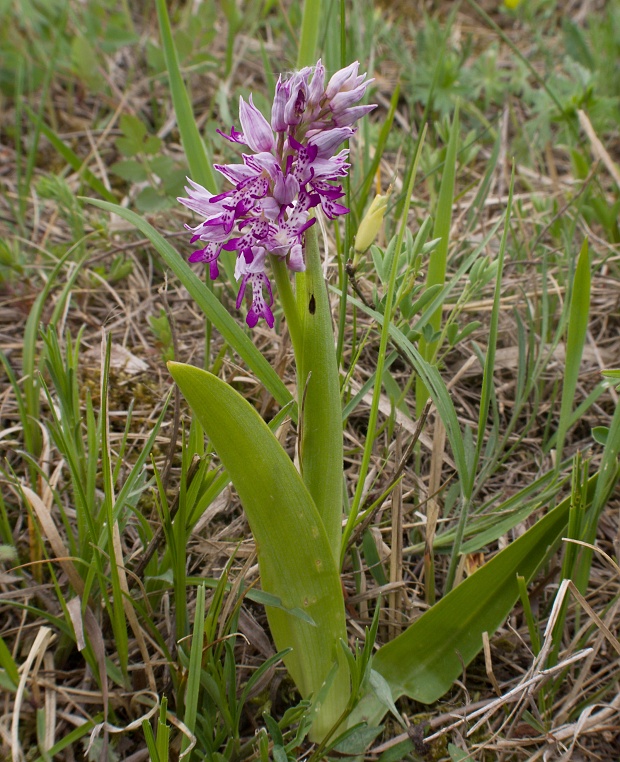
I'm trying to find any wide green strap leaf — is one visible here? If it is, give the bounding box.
[84,199,293,414]
[167,362,348,738]
[349,478,598,727]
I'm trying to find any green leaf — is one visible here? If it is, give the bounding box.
[445,171,514,590]
[342,127,427,560]
[135,187,171,213]
[71,35,105,92]
[116,114,152,157]
[181,584,205,754]
[378,739,414,762]
[148,309,174,363]
[148,155,175,178]
[167,362,348,740]
[297,0,322,68]
[110,160,148,183]
[368,669,401,722]
[332,724,384,755]
[83,199,293,414]
[592,426,609,446]
[448,744,470,761]
[0,636,18,687]
[348,478,599,727]
[577,394,620,588]
[273,746,289,762]
[116,113,161,156]
[416,105,460,416]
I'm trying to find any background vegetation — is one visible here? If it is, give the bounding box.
[1,0,619,759]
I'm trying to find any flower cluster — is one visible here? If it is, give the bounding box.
[178,60,375,327]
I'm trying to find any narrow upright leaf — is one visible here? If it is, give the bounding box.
[155,0,217,191]
[555,239,591,464]
[296,225,343,563]
[297,0,322,68]
[416,106,460,417]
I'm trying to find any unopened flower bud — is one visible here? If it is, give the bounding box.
[354,189,391,254]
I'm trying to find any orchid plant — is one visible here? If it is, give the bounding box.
[76,0,620,754]
[161,58,597,747]
[171,61,375,741]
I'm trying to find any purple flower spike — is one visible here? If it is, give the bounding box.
[178,59,376,327]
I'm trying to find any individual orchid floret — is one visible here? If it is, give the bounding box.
[238,95,275,153]
[325,61,366,100]
[235,247,274,328]
[178,59,375,328]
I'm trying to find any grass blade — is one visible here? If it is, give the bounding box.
[445,168,515,590]
[555,239,591,465]
[341,125,426,564]
[415,105,460,417]
[576,395,620,592]
[155,0,217,191]
[297,0,322,68]
[181,584,205,755]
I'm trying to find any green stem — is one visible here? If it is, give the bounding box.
[444,494,472,592]
[336,242,349,367]
[270,255,303,356]
[295,225,343,563]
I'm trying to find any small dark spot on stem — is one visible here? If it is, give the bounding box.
[308,293,316,314]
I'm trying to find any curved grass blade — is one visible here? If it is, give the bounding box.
[415,105,460,418]
[576,396,620,592]
[83,199,293,414]
[297,0,322,68]
[445,170,514,590]
[341,126,427,563]
[181,584,205,755]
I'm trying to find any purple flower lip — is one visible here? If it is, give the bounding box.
[178,59,376,328]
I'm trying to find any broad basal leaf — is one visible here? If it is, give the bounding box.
[349,478,598,727]
[168,362,348,739]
